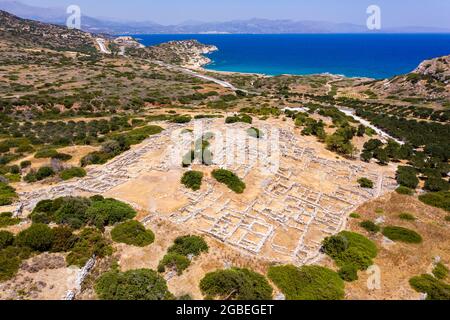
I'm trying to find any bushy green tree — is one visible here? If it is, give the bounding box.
[382,226,423,244]
[200,268,273,300]
[158,252,191,275]
[212,169,246,194]
[168,235,208,257]
[85,198,136,228]
[15,223,54,252]
[181,171,203,191]
[66,228,112,267]
[268,265,345,300]
[419,191,450,212]
[0,230,14,250]
[95,269,173,300]
[111,220,154,247]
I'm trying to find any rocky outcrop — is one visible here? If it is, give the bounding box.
[0,10,98,53]
[368,54,450,100]
[129,39,218,68]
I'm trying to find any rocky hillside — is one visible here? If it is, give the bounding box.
[368,55,450,101]
[129,40,218,68]
[0,10,97,53]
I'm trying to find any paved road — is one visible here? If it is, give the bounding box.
[96,38,111,54]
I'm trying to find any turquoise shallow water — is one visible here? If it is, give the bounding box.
[134,34,450,79]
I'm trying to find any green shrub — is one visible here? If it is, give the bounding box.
[0,182,17,206]
[0,246,32,282]
[85,198,136,228]
[111,220,154,247]
[52,153,73,161]
[432,263,449,280]
[20,160,32,169]
[181,171,203,191]
[53,197,92,229]
[15,223,54,252]
[35,166,55,181]
[24,171,37,183]
[212,169,246,193]
[322,231,378,271]
[446,216,450,222]
[34,149,58,159]
[167,235,208,257]
[95,269,173,300]
[357,178,374,189]
[359,220,381,233]
[225,114,253,124]
[382,226,423,244]
[66,228,112,267]
[0,212,20,228]
[59,167,86,180]
[396,166,419,189]
[399,213,416,221]
[50,226,77,252]
[170,115,192,124]
[409,274,450,300]
[0,230,14,249]
[268,265,344,300]
[419,191,450,212]
[338,264,359,282]
[424,177,450,192]
[349,213,361,219]
[200,268,272,300]
[158,252,191,275]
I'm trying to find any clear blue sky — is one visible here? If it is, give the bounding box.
[18,0,450,27]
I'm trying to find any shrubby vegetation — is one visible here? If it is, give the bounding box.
[396,186,414,196]
[181,171,203,191]
[382,226,422,244]
[158,253,190,275]
[85,198,137,229]
[212,169,246,194]
[200,268,273,300]
[225,114,252,124]
[409,274,450,300]
[15,223,54,252]
[111,220,154,247]
[359,220,380,233]
[0,230,14,250]
[81,125,163,166]
[95,268,173,300]
[432,263,449,280]
[396,166,419,189]
[170,115,192,124]
[0,182,17,206]
[268,265,345,300]
[66,228,113,267]
[322,231,378,278]
[0,212,21,228]
[30,196,136,229]
[419,191,450,212]
[59,167,87,180]
[158,235,208,275]
[399,213,416,221]
[0,246,32,282]
[357,178,374,189]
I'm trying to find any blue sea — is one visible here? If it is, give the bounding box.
[134,34,450,79]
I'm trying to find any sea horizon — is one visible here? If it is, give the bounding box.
[133,33,450,79]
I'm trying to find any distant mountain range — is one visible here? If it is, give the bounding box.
[1,1,450,35]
